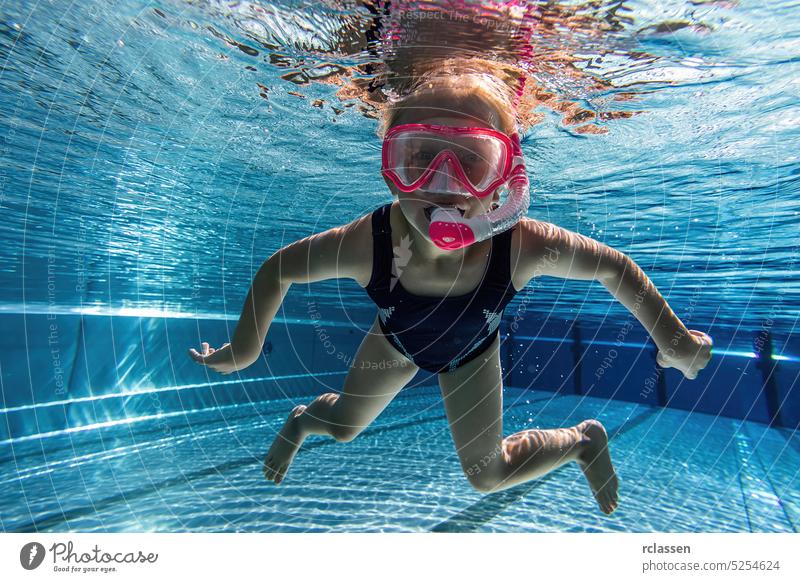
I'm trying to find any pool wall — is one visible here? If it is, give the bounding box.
[1,309,798,442]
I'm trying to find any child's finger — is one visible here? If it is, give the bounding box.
[690,330,713,347]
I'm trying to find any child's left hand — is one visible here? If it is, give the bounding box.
[656,330,713,380]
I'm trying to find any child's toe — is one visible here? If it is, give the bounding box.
[276,465,288,484]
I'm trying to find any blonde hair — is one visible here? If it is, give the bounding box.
[378,57,522,137]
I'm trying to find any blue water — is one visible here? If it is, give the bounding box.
[1,0,799,532]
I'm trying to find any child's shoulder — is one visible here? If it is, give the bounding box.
[342,201,394,231]
[514,216,570,246]
[510,217,580,288]
[308,210,375,288]
[514,216,610,255]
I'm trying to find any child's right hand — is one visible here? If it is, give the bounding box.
[188,342,242,375]
[656,330,713,380]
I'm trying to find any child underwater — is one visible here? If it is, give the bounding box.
[189,3,713,515]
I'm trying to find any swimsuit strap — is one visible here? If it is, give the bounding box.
[366,202,395,293]
[481,225,515,293]
[372,201,392,237]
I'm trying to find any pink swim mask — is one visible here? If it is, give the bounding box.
[382,124,516,198]
[381,123,531,250]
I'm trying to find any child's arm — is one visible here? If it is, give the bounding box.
[189,214,373,374]
[513,218,713,379]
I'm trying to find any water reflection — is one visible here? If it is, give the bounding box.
[0,0,797,328]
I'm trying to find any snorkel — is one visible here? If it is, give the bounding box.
[427,133,529,250]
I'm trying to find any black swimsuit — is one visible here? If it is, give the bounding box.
[364,203,519,374]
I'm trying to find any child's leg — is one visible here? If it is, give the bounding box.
[264,317,418,484]
[438,335,619,514]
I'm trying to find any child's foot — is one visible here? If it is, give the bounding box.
[263,405,306,485]
[576,419,619,515]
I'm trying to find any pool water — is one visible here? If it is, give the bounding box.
[1,0,799,533]
[2,387,797,532]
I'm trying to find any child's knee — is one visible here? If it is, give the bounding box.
[330,424,361,443]
[463,465,503,493]
[319,393,361,442]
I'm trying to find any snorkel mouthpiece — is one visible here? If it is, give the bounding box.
[429,213,477,250]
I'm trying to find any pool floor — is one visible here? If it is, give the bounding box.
[1,387,798,532]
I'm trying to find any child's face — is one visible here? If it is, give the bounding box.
[384,93,507,242]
